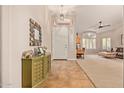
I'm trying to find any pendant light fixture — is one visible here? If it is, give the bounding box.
[59,5,64,20]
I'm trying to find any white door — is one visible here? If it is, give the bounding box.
[52,26,68,59]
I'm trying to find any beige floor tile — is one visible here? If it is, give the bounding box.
[37,60,95,88]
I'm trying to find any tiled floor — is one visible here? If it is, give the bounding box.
[37,60,95,88]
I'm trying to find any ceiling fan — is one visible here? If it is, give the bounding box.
[98,21,111,29]
[87,21,111,30]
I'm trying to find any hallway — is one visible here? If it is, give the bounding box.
[0,5,123,88]
[37,60,95,88]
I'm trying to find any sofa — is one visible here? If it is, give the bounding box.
[98,47,123,59]
[116,47,123,59]
[98,51,117,58]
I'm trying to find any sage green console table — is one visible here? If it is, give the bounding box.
[22,53,51,88]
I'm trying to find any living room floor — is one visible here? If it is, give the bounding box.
[37,60,95,88]
[77,55,123,88]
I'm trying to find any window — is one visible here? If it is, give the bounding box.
[82,32,96,49]
[82,38,96,49]
[102,38,111,50]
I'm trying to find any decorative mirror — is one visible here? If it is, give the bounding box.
[29,18,42,46]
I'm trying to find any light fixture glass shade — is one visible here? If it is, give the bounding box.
[83,31,96,38]
[60,13,64,20]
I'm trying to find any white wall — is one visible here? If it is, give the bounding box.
[0,5,50,87]
[68,16,76,60]
[42,6,51,53]
[0,5,2,87]
[1,6,10,87]
[68,27,76,60]
[97,25,123,51]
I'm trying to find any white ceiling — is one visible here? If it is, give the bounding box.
[48,5,123,33]
[48,5,76,15]
[75,5,123,33]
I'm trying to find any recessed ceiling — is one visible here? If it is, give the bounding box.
[75,5,123,33]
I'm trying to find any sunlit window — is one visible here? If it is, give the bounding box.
[82,32,96,49]
[102,38,111,50]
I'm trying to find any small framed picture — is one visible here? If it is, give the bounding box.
[38,47,44,55]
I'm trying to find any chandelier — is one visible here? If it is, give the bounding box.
[48,5,76,21]
[59,5,64,20]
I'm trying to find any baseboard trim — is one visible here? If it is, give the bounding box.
[67,58,76,60]
[0,83,12,88]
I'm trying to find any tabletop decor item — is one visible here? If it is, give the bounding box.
[22,50,33,59]
[42,46,47,55]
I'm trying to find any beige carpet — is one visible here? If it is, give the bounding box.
[77,55,123,88]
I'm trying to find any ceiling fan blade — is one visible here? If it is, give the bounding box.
[87,21,111,31]
[102,24,111,27]
[98,24,111,28]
